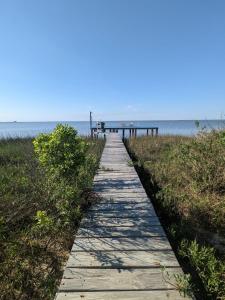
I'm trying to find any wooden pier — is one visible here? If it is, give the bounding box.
[91,126,158,139]
[56,133,191,300]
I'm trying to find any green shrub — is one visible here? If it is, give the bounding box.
[33,124,88,178]
[32,210,55,235]
[32,125,104,228]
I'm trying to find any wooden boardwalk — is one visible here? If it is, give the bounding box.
[56,133,190,300]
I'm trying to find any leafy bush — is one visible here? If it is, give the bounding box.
[33,125,101,227]
[33,124,88,178]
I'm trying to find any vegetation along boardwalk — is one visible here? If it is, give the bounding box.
[56,133,191,300]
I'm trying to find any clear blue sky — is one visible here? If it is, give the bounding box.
[0,0,225,121]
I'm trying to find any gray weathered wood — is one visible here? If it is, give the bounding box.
[72,237,172,251]
[77,225,166,237]
[81,216,161,227]
[59,267,182,291]
[87,209,157,218]
[89,202,153,210]
[94,182,145,189]
[98,192,147,198]
[56,291,187,300]
[66,250,179,268]
[97,197,150,203]
[94,189,146,195]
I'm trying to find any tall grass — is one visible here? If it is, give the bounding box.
[126,130,225,299]
[0,136,104,299]
[127,132,225,234]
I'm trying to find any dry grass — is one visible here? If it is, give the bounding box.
[127,132,225,234]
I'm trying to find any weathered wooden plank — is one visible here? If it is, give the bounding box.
[99,167,134,170]
[94,176,141,181]
[100,158,130,161]
[100,157,130,160]
[98,195,148,199]
[77,225,166,238]
[96,174,139,178]
[97,198,151,204]
[86,209,156,218]
[89,202,152,210]
[101,157,130,160]
[99,162,131,164]
[94,189,146,195]
[103,150,126,152]
[66,250,179,268]
[98,166,136,170]
[103,151,128,153]
[94,182,144,188]
[72,237,172,251]
[94,185,145,191]
[98,192,147,198]
[106,191,147,195]
[56,290,187,300]
[101,154,128,155]
[98,191,146,195]
[96,177,143,185]
[95,174,138,178]
[96,169,136,172]
[93,179,142,185]
[99,168,136,173]
[59,267,182,291]
[99,162,132,165]
[81,216,161,227]
[96,172,138,176]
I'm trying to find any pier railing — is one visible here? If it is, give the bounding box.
[91,127,159,139]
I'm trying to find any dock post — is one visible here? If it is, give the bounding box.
[91,128,94,139]
[129,129,131,138]
[151,129,153,137]
[122,129,125,141]
[147,129,149,136]
[135,129,137,138]
[156,128,158,136]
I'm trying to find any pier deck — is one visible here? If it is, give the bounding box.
[56,133,190,300]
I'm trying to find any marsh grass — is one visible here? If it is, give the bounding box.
[127,132,225,234]
[0,135,104,299]
[126,131,225,299]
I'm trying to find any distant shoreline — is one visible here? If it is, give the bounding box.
[0,119,224,123]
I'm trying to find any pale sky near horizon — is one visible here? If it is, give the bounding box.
[0,0,225,121]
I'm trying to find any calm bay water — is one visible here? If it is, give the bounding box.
[0,120,224,138]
